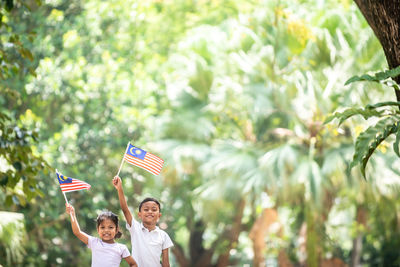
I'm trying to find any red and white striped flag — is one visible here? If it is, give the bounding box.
[123,143,164,175]
[57,172,91,192]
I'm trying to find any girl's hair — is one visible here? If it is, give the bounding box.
[139,197,161,212]
[96,210,122,239]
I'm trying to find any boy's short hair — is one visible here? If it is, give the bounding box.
[139,197,161,212]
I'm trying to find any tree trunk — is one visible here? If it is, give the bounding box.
[216,198,246,267]
[249,208,279,267]
[172,244,190,267]
[353,0,400,99]
[172,199,246,267]
[249,207,292,267]
[350,205,367,267]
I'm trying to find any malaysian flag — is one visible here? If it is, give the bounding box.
[57,172,91,192]
[124,143,164,175]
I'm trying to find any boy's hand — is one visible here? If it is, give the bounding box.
[65,203,75,215]
[112,176,123,190]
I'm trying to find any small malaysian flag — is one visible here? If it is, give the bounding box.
[57,172,91,193]
[124,143,164,175]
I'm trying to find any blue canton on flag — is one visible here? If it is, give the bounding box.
[126,146,147,160]
[57,173,73,184]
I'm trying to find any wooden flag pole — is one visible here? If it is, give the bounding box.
[57,169,69,204]
[63,192,69,204]
[116,142,130,177]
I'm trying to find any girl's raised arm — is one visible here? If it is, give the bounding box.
[66,204,89,245]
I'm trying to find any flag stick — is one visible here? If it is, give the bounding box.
[116,142,130,177]
[63,192,69,204]
[57,169,69,204]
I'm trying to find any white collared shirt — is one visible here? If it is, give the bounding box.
[126,218,173,267]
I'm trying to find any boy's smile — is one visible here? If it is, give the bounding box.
[138,201,161,230]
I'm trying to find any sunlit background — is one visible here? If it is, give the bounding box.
[1,0,400,266]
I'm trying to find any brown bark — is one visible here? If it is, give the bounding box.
[353,0,400,100]
[172,243,191,267]
[249,208,279,267]
[171,199,246,267]
[249,208,292,267]
[216,198,246,267]
[321,258,348,267]
[350,205,368,267]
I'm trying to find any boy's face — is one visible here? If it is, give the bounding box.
[138,201,161,225]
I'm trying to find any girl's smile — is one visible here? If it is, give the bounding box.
[97,218,118,243]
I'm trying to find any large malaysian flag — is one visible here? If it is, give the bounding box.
[123,143,164,176]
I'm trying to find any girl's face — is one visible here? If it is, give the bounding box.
[138,201,161,226]
[97,218,118,243]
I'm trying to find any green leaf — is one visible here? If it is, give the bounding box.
[5,195,13,206]
[365,101,400,109]
[393,126,400,157]
[12,161,22,171]
[345,65,400,85]
[324,107,382,125]
[351,117,400,178]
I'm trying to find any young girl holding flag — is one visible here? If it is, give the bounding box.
[65,204,138,267]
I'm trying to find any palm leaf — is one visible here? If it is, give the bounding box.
[365,101,400,109]
[324,107,382,125]
[393,126,400,157]
[345,65,400,85]
[351,117,400,178]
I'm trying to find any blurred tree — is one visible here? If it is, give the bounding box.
[354,0,400,91]
[0,0,48,207]
[327,1,400,176]
[0,211,26,266]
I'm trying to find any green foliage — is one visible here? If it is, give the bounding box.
[0,0,48,208]
[0,111,48,206]
[324,107,383,125]
[351,117,400,178]
[327,66,400,178]
[345,65,400,90]
[0,0,41,79]
[0,211,26,266]
[2,0,400,266]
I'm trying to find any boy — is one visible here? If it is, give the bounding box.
[112,176,173,267]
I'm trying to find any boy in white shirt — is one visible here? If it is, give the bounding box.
[113,176,173,267]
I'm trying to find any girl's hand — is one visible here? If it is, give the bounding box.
[112,176,122,190]
[65,203,75,215]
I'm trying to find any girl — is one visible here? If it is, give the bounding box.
[66,203,137,267]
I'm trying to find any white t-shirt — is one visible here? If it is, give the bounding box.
[126,218,173,267]
[87,236,131,267]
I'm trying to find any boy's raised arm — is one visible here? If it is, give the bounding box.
[66,204,89,245]
[112,176,133,226]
